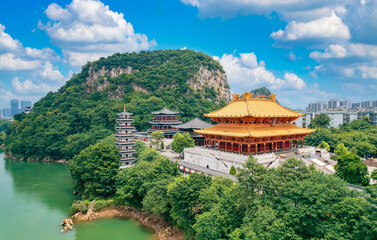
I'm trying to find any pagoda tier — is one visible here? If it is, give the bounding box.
[115,110,136,167]
[147,107,182,138]
[195,92,315,154]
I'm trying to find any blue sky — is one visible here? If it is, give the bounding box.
[1,0,377,109]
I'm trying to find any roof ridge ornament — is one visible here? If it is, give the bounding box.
[256,95,266,99]
[269,94,277,102]
[232,93,240,102]
[242,92,253,100]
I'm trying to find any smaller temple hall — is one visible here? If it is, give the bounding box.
[148,107,182,138]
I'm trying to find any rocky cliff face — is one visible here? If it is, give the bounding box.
[188,66,230,103]
[85,65,230,103]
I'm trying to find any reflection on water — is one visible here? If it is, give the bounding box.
[0,153,153,240]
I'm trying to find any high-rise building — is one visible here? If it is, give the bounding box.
[328,99,341,109]
[306,101,327,112]
[10,99,19,117]
[340,100,351,109]
[3,108,11,117]
[352,102,360,108]
[21,101,32,112]
[361,100,373,108]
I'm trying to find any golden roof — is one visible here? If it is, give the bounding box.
[204,93,304,118]
[195,124,315,138]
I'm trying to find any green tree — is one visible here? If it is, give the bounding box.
[160,141,164,151]
[334,143,370,186]
[116,157,179,207]
[142,178,173,219]
[356,142,376,159]
[171,132,195,158]
[371,169,377,182]
[229,165,237,175]
[167,173,212,235]
[309,113,331,129]
[150,131,164,150]
[68,142,120,198]
[317,141,330,151]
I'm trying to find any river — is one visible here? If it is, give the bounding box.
[0,152,154,240]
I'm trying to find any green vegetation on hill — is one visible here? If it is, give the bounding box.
[250,87,272,97]
[5,49,227,160]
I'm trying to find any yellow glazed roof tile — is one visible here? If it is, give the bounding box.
[195,124,315,138]
[204,95,304,118]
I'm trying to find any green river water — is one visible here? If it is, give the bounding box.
[0,152,154,240]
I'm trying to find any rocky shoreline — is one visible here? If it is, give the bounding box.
[63,205,184,240]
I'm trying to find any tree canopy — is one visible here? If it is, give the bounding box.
[171,132,195,158]
[68,142,120,198]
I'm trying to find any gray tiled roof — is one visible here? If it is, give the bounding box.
[152,107,179,115]
[117,111,133,116]
[175,117,213,129]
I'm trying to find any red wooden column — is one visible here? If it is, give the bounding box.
[255,144,258,153]
[247,144,250,154]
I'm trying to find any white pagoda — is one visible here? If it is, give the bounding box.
[115,106,136,167]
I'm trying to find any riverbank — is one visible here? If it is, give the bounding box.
[67,205,184,240]
[5,151,68,163]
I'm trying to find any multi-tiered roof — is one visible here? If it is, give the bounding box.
[148,107,182,138]
[115,107,136,167]
[195,93,315,154]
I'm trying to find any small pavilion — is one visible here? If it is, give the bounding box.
[175,117,213,146]
[195,93,315,154]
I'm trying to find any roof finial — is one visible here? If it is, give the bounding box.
[242,92,253,100]
[232,93,240,102]
[269,94,277,102]
[124,104,126,112]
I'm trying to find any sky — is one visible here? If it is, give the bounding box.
[1,0,377,109]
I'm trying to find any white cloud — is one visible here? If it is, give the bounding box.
[37,62,64,82]
[0,54,40,70]
[359,66,377,79]
[213,52,306,91]
[180,0,350,19]
[309,44,347,59]
[12,77,57,94]
[39,0,157,66]
[271,11,350,43]
[287,51,297,61]
[0,24,21,53]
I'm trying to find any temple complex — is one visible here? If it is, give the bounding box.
[175,117,213,146]
[148,107,182,138]
[115,107,136,167]
[195,93,315,154]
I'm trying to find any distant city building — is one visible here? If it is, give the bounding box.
[328,99,341,109]
[3,108,11,118]
[306,101,327,112]
[358,109,377,126]
[292,112,314,128]
[361,100,374,108]
[340,99,351,109]
[352,102,360,108]
[21,101,32,112]
[10,99,19,117]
